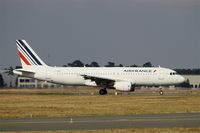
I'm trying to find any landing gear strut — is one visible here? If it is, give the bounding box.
[99,88,107,95]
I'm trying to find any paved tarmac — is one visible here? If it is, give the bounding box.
[0,113,200,131]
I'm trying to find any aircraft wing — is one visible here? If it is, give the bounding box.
[81,74,120,87]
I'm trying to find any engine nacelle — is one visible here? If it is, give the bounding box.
[114,81,132,91]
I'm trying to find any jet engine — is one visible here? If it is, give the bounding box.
[114,81,132,91]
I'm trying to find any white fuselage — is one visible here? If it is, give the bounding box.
[14,66,185,87]
[13,40,186,94]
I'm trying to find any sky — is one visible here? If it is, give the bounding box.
[0,0,199,69]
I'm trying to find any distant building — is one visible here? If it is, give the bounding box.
[182,75,200,88]
[17,77,63,88]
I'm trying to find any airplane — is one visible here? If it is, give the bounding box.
[13,40,185,95]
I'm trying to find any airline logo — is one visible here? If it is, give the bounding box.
[124,69,157,73]
[16,40,43,66]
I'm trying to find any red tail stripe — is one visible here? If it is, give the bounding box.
[18,51,31,65]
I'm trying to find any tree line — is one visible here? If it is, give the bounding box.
[175,69,200,75]
[63,60,153,67]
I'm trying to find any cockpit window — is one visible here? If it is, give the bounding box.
[170,72,177,75]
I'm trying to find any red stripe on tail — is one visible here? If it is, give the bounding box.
[18,51,31,65]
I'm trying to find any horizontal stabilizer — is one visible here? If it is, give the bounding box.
[14,69,35,74]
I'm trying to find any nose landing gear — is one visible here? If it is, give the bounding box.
[159,87,164,95]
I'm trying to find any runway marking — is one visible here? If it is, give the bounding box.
[1,113,200,131]
[1,117,200,125]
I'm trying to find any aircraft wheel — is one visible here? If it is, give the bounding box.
[99,89,104,95]
[99,88,107,95]
[159,90,164,95]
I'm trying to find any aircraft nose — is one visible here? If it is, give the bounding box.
[179,76,186,83]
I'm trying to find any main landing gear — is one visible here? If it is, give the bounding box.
[99,88,107,95]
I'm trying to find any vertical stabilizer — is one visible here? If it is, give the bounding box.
[16,40,47,68]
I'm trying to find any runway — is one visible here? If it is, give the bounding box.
[0,113,200,131]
